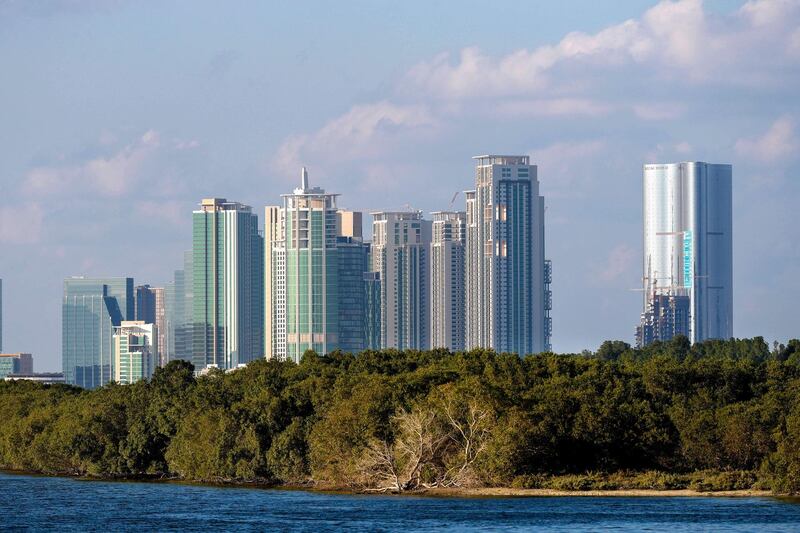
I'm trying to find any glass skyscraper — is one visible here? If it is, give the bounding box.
[62,277,134,388]
[169,250,194,364]
[192,199,263,370]
[337,236,371,353]
[135,284,157,323]
[639,162,733,345]
[465,155,551,355]
[268,168,372,361]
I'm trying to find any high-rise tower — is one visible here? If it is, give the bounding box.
[192,198,263,370]
[639,162,732,345]
[465,155,550,355]
[268,168,370,361]
[371,210,432,351]
[62,277,134,388]
[168,251,194,365]
[430,211,466,352]
[272,169,339,361]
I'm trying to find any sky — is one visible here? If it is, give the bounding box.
[0,0,798,371]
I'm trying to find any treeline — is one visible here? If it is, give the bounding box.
[2,336,800,493]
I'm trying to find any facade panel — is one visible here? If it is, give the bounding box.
[192,198,263,370]
[62,277,133,388]
[639,162,733,345]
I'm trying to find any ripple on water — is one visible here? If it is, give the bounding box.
[1,473,800,532]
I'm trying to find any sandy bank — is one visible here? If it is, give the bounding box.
[425,487,774,498]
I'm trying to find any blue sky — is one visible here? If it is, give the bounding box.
[1,0,798,371]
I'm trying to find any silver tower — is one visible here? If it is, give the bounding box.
[640,162,733,345]
[466,155,551,355]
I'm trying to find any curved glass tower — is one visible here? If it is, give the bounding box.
[640,162,733,345]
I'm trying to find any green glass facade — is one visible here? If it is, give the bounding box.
[279,191,339,360]
[192,199,263,370]
[271,171,372,361]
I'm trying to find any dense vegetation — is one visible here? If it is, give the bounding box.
[2,336,800,493]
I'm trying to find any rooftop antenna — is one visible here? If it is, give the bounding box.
[301,166,309,190]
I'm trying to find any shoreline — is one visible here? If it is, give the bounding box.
[0,469,782,498]
[423,487,775,498]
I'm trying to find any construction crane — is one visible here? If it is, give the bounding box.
[449,191,460,208]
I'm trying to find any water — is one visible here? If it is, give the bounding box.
[1,472,799,531]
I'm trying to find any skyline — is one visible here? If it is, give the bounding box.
[1,0,799,371]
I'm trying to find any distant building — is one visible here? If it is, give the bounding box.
[363,271,381,350]
[268,169,372,361]
[264,205,281,359]
[164,280,176,362]
[135,285,166,366]
[466,155,551,355]
[169,251,194,365]
[337,236,371,353]
[62,277,134,388]
[192,198,264,370]
[113,321,156,384]
[4,372,65,385]
[371,210,432,351]
[636,294,691,347]
[639,162,733,345]
[336,209,363,239]
[430,211,466,352]
[153,287,166,366]
[0,353,33,379]
[135,285,157,323]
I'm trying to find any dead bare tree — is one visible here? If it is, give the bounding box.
[357,389,496,492]
[358,407,450,492]
[436,398,494,487]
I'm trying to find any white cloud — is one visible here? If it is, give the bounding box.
[740,0,800,27]
[24,130,160,197]
[641,0,706,69]
[273,102,435,176]
[272,0,800,194]
[403,0,800,100]
[0,203,44,244]
[735,116,798,162]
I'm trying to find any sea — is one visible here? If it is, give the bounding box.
[1,472,799,531]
